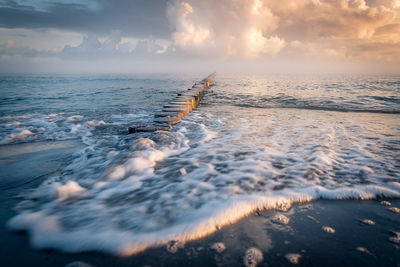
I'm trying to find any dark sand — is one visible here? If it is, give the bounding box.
[0,141,399,266]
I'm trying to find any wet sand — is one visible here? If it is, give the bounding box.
[0,141,399,266]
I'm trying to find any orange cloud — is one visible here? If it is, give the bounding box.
[166,0,400,63]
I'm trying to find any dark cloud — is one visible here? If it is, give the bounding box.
[0,0,171,38]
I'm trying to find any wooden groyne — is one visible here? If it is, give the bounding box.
[129,73,216,133]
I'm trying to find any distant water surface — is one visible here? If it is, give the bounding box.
[0,73,399,255]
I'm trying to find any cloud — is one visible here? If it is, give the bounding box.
[0,0,170,38]
[166,0,285,58]
[0,0,400,72]
[164,0,400,62]
[60,31,169,60]
[265,0,400,62]
[166,1,212,50]
[246,29,285,58]
[268,0,398,40]
[0,39,56,57]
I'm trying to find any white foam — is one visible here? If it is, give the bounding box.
[356,247,374,256]
[14,129,32,138]
[108,135,189,181]
[271,214,290,225]
[5,107,400,256]
[6,122,21,127]
[276,201,291,212]
[285,253,302,264]
[66,115,84,121]
[322,226,335,234]
[107,148,171,179]
[243,247,263,267]
[389,231,400,244]
[0,113,109,145]
[166,240,183,254]
[28,180,85,201]
[0,115,26,122]
[0,129,33,144]
[57,181,85,201]
[180,168,187,175]
[211,242,226,253]
[387,207,400,213]
[7,179,400,256]
[360,219,375,225]
[85,120,105,127]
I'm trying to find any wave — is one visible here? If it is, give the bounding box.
[234,103,400,114]
[7,183,400,256]
[6,108,400,256]
[0,112,150,145]
[3,74,400,257]
[208,75,400,115]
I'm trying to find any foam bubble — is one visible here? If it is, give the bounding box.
[85,120,105,127]
[57,181,85,201]
[66,115,84,122]
[0,129,33,144]
[180,168,187,175]
[387,207,400,213]
[131,138,156,150]
[28,180,85,201]
[322,226,335,234]
[356,247,374,257]
[166,240,183,254]
[307,215,320,224]
[285,253,302,264]
[6,122,21,127]
[276,201,291,212]
[389,231,400,244]
[360,219,375,226]
[380,201,391,206]
[243,247,263,267]
[15,129,32,138]
[0,115,26,122]
[211,242,226,253]
[271,214,290,225]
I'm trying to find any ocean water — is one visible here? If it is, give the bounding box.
[1,73,399,256]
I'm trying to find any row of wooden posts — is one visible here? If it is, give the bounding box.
[129,73,216,133]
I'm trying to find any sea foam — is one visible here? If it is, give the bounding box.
[5,103,400,256]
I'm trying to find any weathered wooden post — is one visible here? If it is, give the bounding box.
[128,73,215,134]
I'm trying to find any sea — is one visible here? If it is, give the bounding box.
[0,73,399,256]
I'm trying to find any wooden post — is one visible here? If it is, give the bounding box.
[128,73,215,133]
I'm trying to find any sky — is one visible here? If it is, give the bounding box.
[0,0,400,73]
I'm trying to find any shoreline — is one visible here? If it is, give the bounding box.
[1,139,399,266]
[1,199,399,266]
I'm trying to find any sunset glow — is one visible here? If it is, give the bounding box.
[0,0,399,73]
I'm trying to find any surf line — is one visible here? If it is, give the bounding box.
[129,73,216,133]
